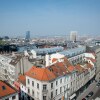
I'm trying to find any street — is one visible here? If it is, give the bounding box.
[77,72,100,100]
[92,88,100,99]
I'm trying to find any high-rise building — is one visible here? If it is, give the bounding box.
[25,31,30,41]
[70,31,77,42]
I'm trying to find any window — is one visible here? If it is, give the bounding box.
[32,81,34,87]
[60,87,62,93]
[71,82,72,86]
[43,85,47,90]
[60,79,62,83]
[5,98,9,100]
[37,92,39,98]
[28,88,30,93]
[51,83,53,89]
[2,86,6,90]
[43,96,46,100]
[51,91,53,98]
[12,96,16,99]
[67,84,68,88]
[32,90,34,96]
[56,89,58,95]
[64,77,66,83]
[37,83,39,89]
[56,81,58,86]
[28,79,30,84]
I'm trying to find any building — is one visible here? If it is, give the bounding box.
[18,49,96,100]
[0,53,33,85]
[0,81,19,100]
[25,31,30,42]
[46,46,86,66]
[18,58,72,100]
[44,46,96,99]
[70,31,77,42]
[30,46,64,58]
[86,45,100,74]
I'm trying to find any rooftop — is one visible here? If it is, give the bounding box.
[26,66,56,81]
[0,81,18,99]
[18,75,26,86]
[9,55,22,65]
[31,46,64,55]
[59,46,86,57]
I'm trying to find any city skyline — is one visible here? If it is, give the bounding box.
[0,0,100,37]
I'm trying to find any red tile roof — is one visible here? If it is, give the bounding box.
[0,81,17,99]
[25,57,76,81]
[18,75,26,86]
[26,66,56,81]
[52,58,57,63]
[47,62,70,77]
[75,64,85,73]
[67,66,75,72]
[86,63,93,69]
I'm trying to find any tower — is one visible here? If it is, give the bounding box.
[70,31,77,42]
[25,31,30,42]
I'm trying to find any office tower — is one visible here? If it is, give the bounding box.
[70,31,77,42]
[25,31,30,41]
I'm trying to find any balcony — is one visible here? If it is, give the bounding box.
[42,90,48,95]
[27,93,40,100]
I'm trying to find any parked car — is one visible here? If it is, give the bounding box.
[82,97,88,100]
[82,98,87,100]
[95,80,97,82]
[98,80,100,83]
[88,91,94,97]
[96,83,100,87]
[97,81,100,84]
[85,95,90,98]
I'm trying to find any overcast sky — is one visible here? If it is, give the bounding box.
[0,0,100,37]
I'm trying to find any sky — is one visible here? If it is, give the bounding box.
[0,0,100,37]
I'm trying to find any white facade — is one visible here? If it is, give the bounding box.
[84,53,95,59]
[20,74,71,100]
[0,54,33,85]
[0,55,15,85]
[2,93,19,100]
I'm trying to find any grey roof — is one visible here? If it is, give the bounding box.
[9,55,22,65]
[33,46,64,55]
[90,45,100,51]
[59,47,86,57]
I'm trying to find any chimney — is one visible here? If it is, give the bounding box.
[45,54,50,67]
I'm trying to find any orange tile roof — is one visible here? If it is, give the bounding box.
[52,58,57,63]
[67,66,75,72]
[75,64,85,73]
[63,57,72,66]
[0,81,17,99]
[26,66,56,81]
[25,57,77,81]
[86,63,93,69]
[47,57,75,76]
[18,75,26,86]
[47,62,70,77]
